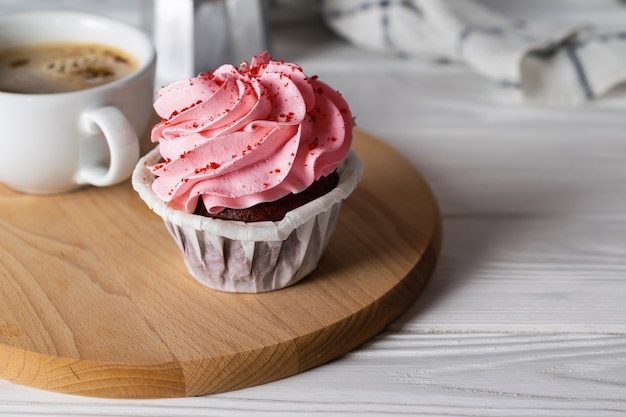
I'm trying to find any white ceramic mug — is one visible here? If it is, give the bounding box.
[0,11,156,194]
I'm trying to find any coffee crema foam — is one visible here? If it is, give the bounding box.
[0,42,138,94]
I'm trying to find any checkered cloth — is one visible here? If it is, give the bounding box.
[319,0,626,104]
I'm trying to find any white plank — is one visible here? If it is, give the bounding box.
[1,332,624,416]
[395,216,626,333]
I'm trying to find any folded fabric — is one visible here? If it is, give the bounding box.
[318,0,626,104]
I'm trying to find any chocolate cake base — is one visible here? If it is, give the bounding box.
[194,172,339,222]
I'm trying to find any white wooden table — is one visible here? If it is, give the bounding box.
[2,4,626,416]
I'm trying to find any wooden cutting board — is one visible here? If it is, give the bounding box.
[0,130,441,399]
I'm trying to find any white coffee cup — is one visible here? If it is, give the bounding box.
[0,11,156,194]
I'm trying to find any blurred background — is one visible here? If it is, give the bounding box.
[2,0,626,99]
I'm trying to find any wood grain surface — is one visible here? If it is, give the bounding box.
[0,130,441,399]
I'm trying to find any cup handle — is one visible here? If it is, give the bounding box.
[75,106,140,187]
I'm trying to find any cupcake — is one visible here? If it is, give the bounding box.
[132,52,362,293]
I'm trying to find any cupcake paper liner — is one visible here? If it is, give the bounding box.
[132,148,363,293]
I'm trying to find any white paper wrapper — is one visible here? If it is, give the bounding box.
[132,147,363,293]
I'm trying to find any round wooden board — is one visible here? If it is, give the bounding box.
[0,130,441,399]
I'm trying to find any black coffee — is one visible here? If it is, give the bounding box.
[0,42,138,94]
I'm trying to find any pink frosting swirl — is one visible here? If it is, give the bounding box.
[149,52,353,214]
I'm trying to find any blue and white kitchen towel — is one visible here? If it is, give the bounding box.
[318,0,626,104]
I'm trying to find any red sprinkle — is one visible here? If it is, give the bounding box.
[194,162,221,174]
[308,137,319,150]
